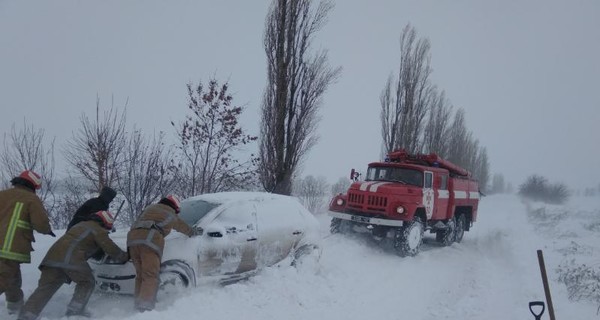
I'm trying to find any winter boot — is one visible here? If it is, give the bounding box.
[65,309,92,318]
[7,299,23,315]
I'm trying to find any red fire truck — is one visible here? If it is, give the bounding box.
[328,149,480,256]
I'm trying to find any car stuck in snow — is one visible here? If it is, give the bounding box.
[91,192,321,294]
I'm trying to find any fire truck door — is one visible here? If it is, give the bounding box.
[423,171,434,219]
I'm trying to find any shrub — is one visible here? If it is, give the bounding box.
[518,175,570,204]
[557,259,600,313]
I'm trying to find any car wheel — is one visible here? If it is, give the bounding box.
[159,270,189,293]
[158,260,195,294]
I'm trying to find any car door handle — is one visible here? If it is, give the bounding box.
[246,237,257,242]
[292,231,302,235]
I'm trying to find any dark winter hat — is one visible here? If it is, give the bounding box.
[99,186,117,203]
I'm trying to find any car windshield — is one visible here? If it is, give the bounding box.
[366,166,423,187]
[179,200,220,226]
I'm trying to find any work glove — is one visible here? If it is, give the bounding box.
[191,226,204,237]
[114,252,129,264]
[48,231,56,237]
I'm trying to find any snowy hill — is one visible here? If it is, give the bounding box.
[3,194,599,320]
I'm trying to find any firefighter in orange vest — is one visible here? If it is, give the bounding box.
[0,170,54,314]
[127,195,194,312]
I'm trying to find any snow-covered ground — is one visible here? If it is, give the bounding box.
[3,194,600,320]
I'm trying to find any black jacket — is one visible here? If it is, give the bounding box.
[67,186,116,230]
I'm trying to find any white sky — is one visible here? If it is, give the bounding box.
[1,0,599,189]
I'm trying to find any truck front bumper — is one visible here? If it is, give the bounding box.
[328,211,404,227]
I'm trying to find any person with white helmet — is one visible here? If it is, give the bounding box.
[0,170,54,315]
[127,195,194,312]
[17,210,128,320]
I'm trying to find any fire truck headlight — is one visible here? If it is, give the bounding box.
[396,206,405,214]
[336,199,344,206]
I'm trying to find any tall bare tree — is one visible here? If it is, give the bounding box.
[0,120,56,210]
[64,97,127,193]
[380,24,433,154]
[259,0,341,195]
[423,90,453,157]
[172,79,258,198]
[117,130,176,224]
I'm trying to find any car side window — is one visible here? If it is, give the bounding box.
[217,205,256,232]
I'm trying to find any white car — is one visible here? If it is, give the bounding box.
[91,192,322,294]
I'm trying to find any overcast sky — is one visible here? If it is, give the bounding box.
[1,0,599,190]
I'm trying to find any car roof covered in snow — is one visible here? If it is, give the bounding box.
[183,191,297,205]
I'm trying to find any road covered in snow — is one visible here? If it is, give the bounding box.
[4,194,599,320]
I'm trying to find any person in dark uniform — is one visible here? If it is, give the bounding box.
[67,186,117,230]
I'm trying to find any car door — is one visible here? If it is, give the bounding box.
[197,202,258,276]
[255,198,306,267]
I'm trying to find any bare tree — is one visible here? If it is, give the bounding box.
[294,175,328,213]
[472,146,490,193]
[64,97,127,193]
[422,90,453,157]
[490,173,506,194]
[172,79,258,198]
[330,176,351,196]
[52,175,89,229]
[380,24,433,154]
[446,108,469,168]
[117,130,176,225]
[0,120,56,210]
[259,0,341,195]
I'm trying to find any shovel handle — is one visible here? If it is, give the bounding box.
[529,301,545,320]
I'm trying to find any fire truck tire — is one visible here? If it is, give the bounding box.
[330,218,352,234]
[394,217,424,257]
[436,216,456,246]
[454,214,466,243]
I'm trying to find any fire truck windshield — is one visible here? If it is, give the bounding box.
[366,166,423,187]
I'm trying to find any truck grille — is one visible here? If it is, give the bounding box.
[347,191,387,212]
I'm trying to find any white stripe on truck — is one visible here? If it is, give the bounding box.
[454,191,467,199]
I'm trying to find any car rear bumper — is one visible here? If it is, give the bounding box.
[91,260,136,295]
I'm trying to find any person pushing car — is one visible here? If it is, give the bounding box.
[67,186,117,230]
[0,170,54,315]
[17,210,128,320]
[127,195,194,312]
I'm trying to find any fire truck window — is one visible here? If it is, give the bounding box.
[378,169,387,180]
[440,175,448,190]
[424,172,433,188]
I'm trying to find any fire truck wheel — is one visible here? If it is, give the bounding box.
[394,217,424,257]
[330,218,352,234]
[436,216,456,246]
[454,214,466,243]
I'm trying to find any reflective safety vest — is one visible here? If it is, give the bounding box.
[0,202,33,262]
